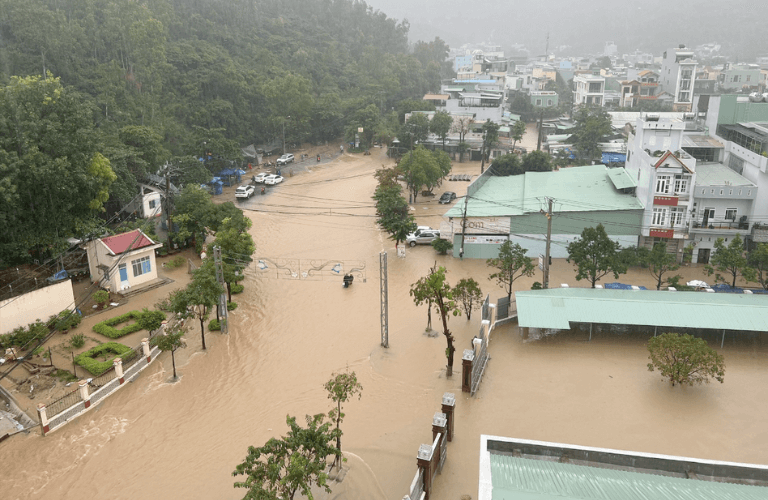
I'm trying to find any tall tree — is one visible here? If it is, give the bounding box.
[647,333,725,387]
[233,414,339,500]
[640,242,680,290]
[153,324,186,380]
[453,278,483,320]
[746,243,768,289]
[429,110,452,150]
[401,113,430,150]
[705,235,748,288]
[169,260,224,350]
[511,120,526,151]
[489,154,523,176]
[486,241,535,301]
[409,265,460,376]
[323,370,363,472]
[480,119,500,173]
[212,216,256,302]
[398,145,442,202]
[373,170,417,248]
[451,116,472,162]
[521,150,553,172]
[566,224,627,288]
[569,108,612,160]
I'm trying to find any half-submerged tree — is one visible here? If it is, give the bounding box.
[154,324,185,380]
[410,265,460,376]
[647,333,725,387]
[373,167,417,248]
[453,278,483,320]
[323,370,363,472]
[705,234,748,288]
[169,260,224,350]
[566,224,627,288]
[233,414,339,500]
[639,242,680,290]
[487,241,535,301]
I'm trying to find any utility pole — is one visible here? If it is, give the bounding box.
[459,194,469,259]
[542,198,554,289]
[282,116,290,155]
[165,166,173,237]
[480,129,487,173]
[537,110,544,151]
[213,246,228,334]
[380,252,388,348]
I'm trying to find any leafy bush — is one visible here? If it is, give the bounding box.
[53,309,82,331]
[92,311,145,339]
[51,369,78,383]
[0,320,48,350]
[227,301,238,311]
[231,283,245,294]
[208,319,221,331]
[647,333,725,386]
[93,290,110,304]
[531,282,543,290]
[164,256,186,269]
[69,333,86,349]
[431,238,453,255]
[75,342,135,376]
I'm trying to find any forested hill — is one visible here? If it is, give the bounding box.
[0,0,448,151]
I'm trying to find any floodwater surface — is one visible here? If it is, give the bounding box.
[2,149,768,500]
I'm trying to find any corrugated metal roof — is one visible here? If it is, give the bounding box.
[490,454,768,500]
[607,168,637,189]
[445,165,644,218]
[515,288,768,331]
[695,163,755,187]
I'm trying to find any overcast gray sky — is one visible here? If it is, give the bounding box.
[364,0,767,59]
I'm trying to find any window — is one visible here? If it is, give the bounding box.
[655,175,671,194]
[720,189,724,195]
[149,199,157,209]
[725,208,738,221]
[673,175,688,194]
[702,208,715,225]
[132,256,151,277]
[652,207,667,226]
[669,207,685,227]
[747,75,752,82]
[547,99,553,106]
[729,189,733,195]
[536,98,542,105]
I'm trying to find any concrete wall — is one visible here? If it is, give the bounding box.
[0,280,75,335]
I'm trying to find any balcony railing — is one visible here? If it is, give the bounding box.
[693,218,749,231]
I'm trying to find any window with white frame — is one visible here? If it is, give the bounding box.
[673,174,688,194]
[132,256,151,277]
[669,207,685,227]
[652,207,667,226]
[149,199,157,209]
[655,175,671,194]
[725,208,738,221]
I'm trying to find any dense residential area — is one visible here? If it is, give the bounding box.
[2,0,768,499]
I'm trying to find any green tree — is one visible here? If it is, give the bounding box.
[489,154,523,176]
[566,224,627,288]
[521,150,553,172]
[640,243,680,290]
[705,235,748,288]
[233,414,339,500]
[511,120,526,150]
[647,333,725,387]
[409,265,460,376]
[429,110,452,150]
[746,243,768,289]
[172,185,216,250]
[431,238,453,255]
[569,108,612,161]
[212,217,256,302]
[487,241,535,301]
[452,278,483,320]
[451,116,472,162]
[373,180,417,247]
[323,370,363,471]
[398,145,442,201]
[168,261,224,350]
[480,119,500,173]
[154,324,185,380]
[401,113,430,150]
[137,308,166,333]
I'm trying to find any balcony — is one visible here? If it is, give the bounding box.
[691,217,750,234]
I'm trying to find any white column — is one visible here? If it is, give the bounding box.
[141,338,151,362]
[113,358,124,383]
[78,379,91,408]
[37,403,49,435]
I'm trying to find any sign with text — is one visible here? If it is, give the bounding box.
[458,217,511,235]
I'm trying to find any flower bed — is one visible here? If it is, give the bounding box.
[92,311,145,339]
[75,342,135,376]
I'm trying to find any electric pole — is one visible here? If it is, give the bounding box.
[459,194,469,259]
[543,198,554,289]
[213,246,228,334]
[537,110,544,151]
[380,251,388,348]
[165,167,173,237]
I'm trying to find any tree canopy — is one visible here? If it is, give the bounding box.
[705,235,748,288]
[566,224,627,288]
[486,241,535,301]
[569,108,613,160]
[647,333,725,387]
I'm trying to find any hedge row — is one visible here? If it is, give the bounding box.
[92,311,144,339]
[74,342,135,376]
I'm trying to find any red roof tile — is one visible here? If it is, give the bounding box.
[101,229,155,255]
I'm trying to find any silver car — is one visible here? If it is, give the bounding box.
[406,229,440,247]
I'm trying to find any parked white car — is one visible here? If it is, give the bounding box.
[235,185,255,199]
[406,229,440,247]
[276,154,294,166]
[264,174,284,185]
[252,172,269,183]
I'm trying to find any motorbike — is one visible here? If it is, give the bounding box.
[261,186,265,195]
[342,274,354,288]
[317,154,321,162]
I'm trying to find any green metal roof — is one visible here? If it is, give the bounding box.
[490,454,768,500]
[607,167,637,189]
[445,165,644,218]
[515,288,768,331]
[695,163,755,187]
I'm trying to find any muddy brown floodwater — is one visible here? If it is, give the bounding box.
[2,148,768,500]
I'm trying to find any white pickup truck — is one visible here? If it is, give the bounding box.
[276,153,294,166]
[235,185,255,199]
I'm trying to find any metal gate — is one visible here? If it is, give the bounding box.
[471,323,489,396]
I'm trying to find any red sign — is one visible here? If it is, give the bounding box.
[649,229,674,238]
[654,196,678,206]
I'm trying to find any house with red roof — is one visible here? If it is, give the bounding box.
[83,229,163,292]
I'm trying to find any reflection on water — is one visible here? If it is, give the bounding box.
[3,150,768,500]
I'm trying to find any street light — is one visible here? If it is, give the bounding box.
[282,116,290,155]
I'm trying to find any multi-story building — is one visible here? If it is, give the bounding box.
[573,75,605,107]
[719,64,762,92]
[530,91,559,108]
[660,45,698,112]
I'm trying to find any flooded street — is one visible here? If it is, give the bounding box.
[3,148,768,500]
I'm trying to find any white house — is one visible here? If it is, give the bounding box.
[139,184,163,218]
[84,229,163,292]
[573,75,605,108]
[660,45,697,111]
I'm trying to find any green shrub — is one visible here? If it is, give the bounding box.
[431,238,453,255]
[69,333,86,349]
[53,309,82,331]
[231,283,245,294]
[208,319,221,331]
[531,282,543,290]
[51,369,78,383]
[164,256,186,269]
[0,320,48,350]
[75,342,135,376]
[227,301,238,311]
[93,290,110,304]
[92,311,145,339]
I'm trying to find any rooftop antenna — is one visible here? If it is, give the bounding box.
[545,32,549,58]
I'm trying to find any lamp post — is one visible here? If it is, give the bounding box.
[282,116,290,155]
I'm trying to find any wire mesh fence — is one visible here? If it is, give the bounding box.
[45,387,82,419]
